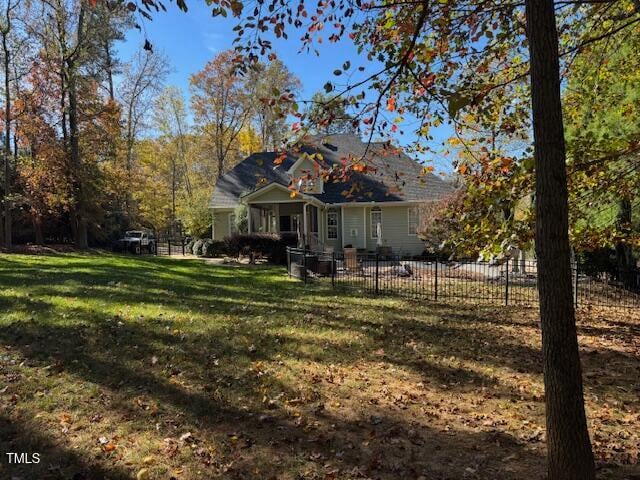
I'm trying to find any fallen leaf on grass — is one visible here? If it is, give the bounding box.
[59,413,72,424]
[103,443,116,452]
[136,468,149,480]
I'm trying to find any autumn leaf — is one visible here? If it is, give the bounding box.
[274,152,287,165]
[386,96,396,112]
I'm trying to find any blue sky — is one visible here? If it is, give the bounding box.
[117,4,454,171]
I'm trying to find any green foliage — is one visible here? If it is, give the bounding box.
[233,204,248,234]
[224,232,297,264]
[203,239,227,257]
[179,189,212,239]
[305,92,356,135]
[564,26,640,251]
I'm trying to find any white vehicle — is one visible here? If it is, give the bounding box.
[115,230,156,254]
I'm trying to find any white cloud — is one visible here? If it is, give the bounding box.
[203,32,224,53]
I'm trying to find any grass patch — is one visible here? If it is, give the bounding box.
[0,253,638,479]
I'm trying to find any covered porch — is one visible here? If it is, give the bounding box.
[242,183,326,250]
[247,201,322,248]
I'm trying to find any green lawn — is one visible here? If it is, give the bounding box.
[0,254,638,480]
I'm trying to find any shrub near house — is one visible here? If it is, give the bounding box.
[190,232,297,264]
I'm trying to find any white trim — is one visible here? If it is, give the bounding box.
[370,207,382,239]
[340,206,345,248]
[303,203,308,245]
[241,182,289,201]
[287,156,314,175]
[362,206,366,249]
[242,182,324,208]
[334,200,423,207]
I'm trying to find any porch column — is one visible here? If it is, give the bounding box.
[303,203,308,247]
[362,206,367,249]
[247,204,252,233]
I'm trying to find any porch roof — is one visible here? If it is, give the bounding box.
[241,182,324,207]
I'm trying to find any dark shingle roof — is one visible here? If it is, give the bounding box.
[210,134,454,208]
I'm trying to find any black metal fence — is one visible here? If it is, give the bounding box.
[154,235,186,256]
[286,247,640,309]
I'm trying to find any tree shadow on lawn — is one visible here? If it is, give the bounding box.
[0,412,133,480]
[0,255,637,478]
[425,302,640,400]
[0,317,547,480]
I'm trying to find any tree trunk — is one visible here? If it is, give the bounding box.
[2,27,12,249]
[104,40,115,101]
[525,2,596,479]
[615,197,635,287]
[66,6,88,249]
[33,216,44,245]
[67,68,88,249]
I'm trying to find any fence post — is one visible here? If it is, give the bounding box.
[434,260,438,301]
[182,238,185,256]
[331,251,336,289]
[375,253,380,295]
[168,237,171,256]
[574,261,579,308]
[303,248,307,284]
[505,258,510,306]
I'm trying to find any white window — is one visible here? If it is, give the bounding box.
[299,171,322,194]
[408,206,420,235]
[370,207,382,239]
[327,210,338,239]
[303,177,316,193]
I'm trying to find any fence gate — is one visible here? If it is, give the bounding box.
[154,234,186,256]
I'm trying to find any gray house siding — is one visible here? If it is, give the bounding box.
[342,206,366,249]
[364,205,424,256]
[212,209,233,240]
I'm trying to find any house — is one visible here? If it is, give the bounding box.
[209,134,454,256]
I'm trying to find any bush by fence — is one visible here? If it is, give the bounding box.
[178,233,299,263]
[223,232,298,264]
[203,239,226,257]
[286,247,640,310]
